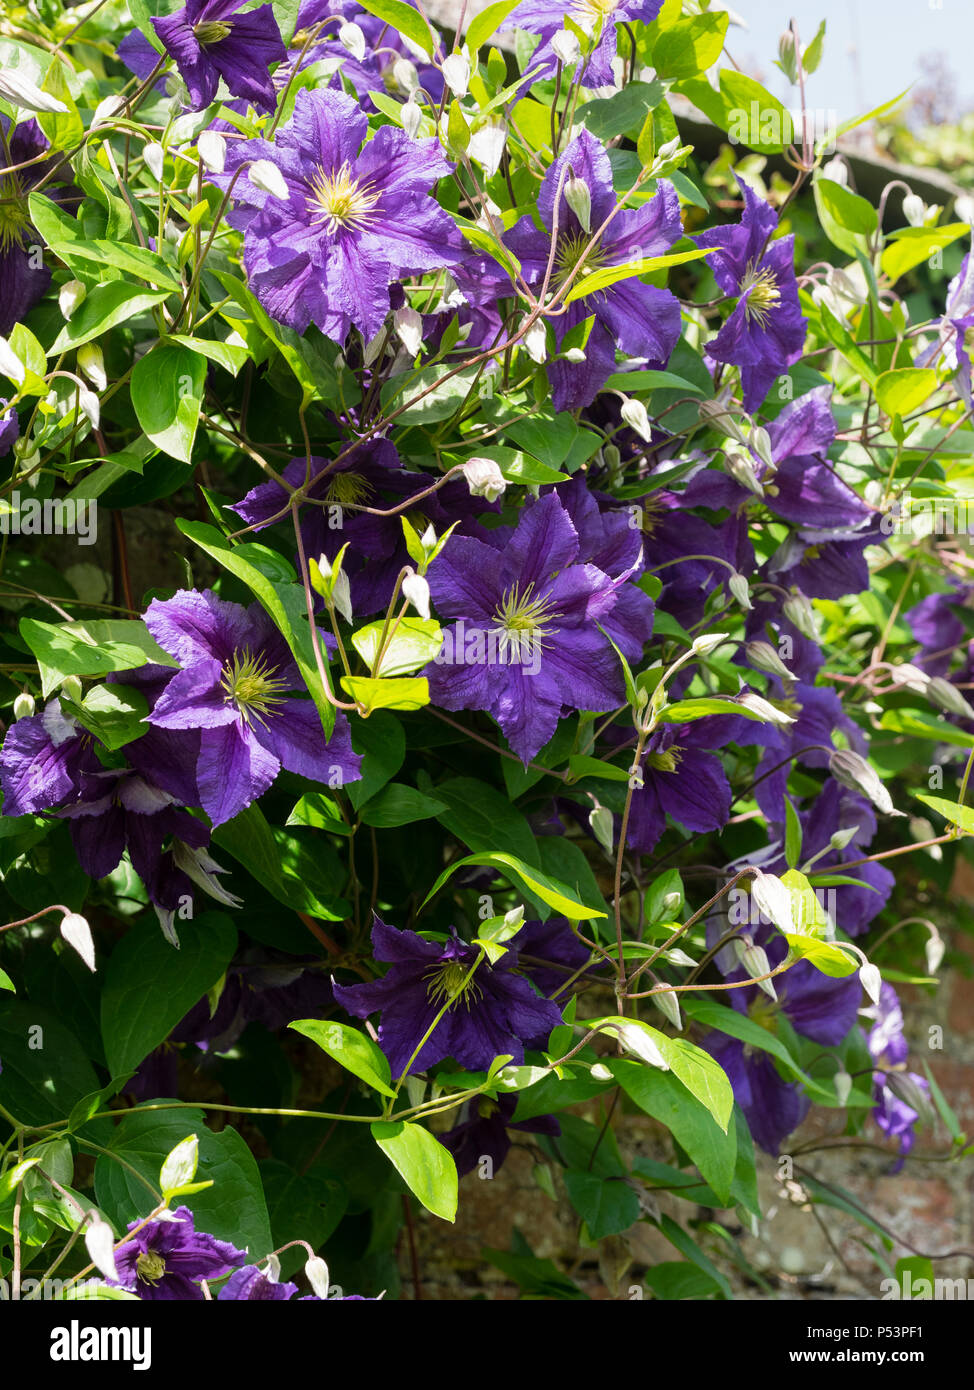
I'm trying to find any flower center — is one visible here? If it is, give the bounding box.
[193,19,232,44]
[556,230,605,285]
[424,959,484,1011]
[745,993,779,1036]
[646,746,683,773]
[222,648,288,728]
[136,1250,167,1285]
[740,262,781,328]
[570,0,619,27]
[306,162,381,234]
[492,581,559,661]
[638,495,666,537]
[0,194,30,254]
[325,471,374,508]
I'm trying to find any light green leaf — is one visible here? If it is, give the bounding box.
[290,1019,395,1097]
[351,616,443,677]
[50,284,170,353]
[355,0,435,56]
[130,343,205,463]
[875,368,939,419]
[340,675,430,711]
[423,849,606,921]
[371,1121,458,1221]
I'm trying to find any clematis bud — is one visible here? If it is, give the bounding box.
[78,342,107,392]
[928,676,974,721]
[886,1070,934,1126]
[197,129,226,173]
[249,159,289,200]
[339,21,366,61]
[859,961,882,1005]
[748,425,775,471]
[442,53,470,98]
[0,336,25,386]
[828,825,859,852]
[61,675,83,704]
[613,1022,669,1070]
[563,346,586,363]
[699,398,748,443]
[782,591,819,639]
[551,29,581,65]
[777,30,799,83]
[652,986,682,1029]
[745,639,793,679]
[829,748,902,816]
[590,1062,613,1081]
[890,661,929,694]
[724,450,764,496]
[620,397,652,441]
[902,193,926,227]
[77,385,100,431]
[393,58,419,94]
[691,632,728,656]
[60,912,96,972]
[160,1134,199,1194]
[523,319,547,363]
[401,567,431,620]
[834,1070,853,1107]
[401,99,423,140]
[469,119,507,178]
[564,177,592,233]
[742,943,776,999]
[305,1255,330,1299]
[750,870,794,933]
[58,280,86,321]
[462,456,506,502]
[738,691,796,725]
[0,69,69,114]
[729,572,752,609]
[143,142,165,181]
[588,803,613,855]
[13,692,35,720]
[925,928,945,976]
[394,304,423,359]
[84,1216,120,1283]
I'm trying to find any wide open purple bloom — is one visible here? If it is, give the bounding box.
[114,1206,246,1300]
[332,916,564,1077]
[423,493,625,764]
[504,1,663,89]
[218,1264,298,1300]
[694,183,806,413]
[217,86,464,340]
[144,589,361,826]
[905,582,974,676]
[153,0,286,112]
[505,129,682,412]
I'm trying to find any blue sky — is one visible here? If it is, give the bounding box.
[723,0,974,125]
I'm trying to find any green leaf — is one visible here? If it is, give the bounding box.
[431,776,540,866]
[130,342,205,463]
[351,616,443,677]
[653,10,728,79]
[340,675,429,711]
[562,247,710,304]
[913,792,974,834]
[287,790,350,835]
[62,683,148,751]
[880,708,974,748]
[875,368,939,420]
[100,912,238,1077]
[355,0,435,56]
[260,1160,346,1276]
[371,1121,458,1221]
[213,802,346,918]
[465,0,520,55]
[826,87,910,148]
[19,617,177,698]
[643,1260,722,1299]
[784,796,802,869]
[166,333,250,375]
[178,520,335,738]
[881,223,969,283]
[49,283,170,353]
[423,848,607,921]
[0,998,109,1136]
[358,782,448,828]
[29,193,183,291]
[290,1019,395,1098]
[563,1170,640,1239]
[682,998,844,1107]
[815,302,878,386]
[813,177,877,258]
[656,1212,732,1299]
[719,71,794,152]
[347,711,405,810]
[611,1059,737,1203]
[656,696,772,723]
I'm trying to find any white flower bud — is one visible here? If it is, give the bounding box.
[691,632,728,656]
[249,159,289,200]
[902,193,926,228]
[928,676,974,721]
[782,592,819,639]
[564,177,592,233]
[84,1216,119,1283]
[92,93,126,127]
[401,567,431,620]
[401,99,423,140]
[652,985,682,1029]
[925,928,945,976]
[620,397,652,441]
[890,661,929,695]
[462,456,506,502]
[305,1255,330,1299]
[58,280,86,322]
[563,347,586,363]
[859,961,882,1005]
[197,129,226,173]
[742,943,776,999]
[729,572,752,610]
[331,567,353,624]
[60,911,96,972]
[393,58,419,94]
[822,155,849,185]
[13,692,35,720]
[78,342,107,393]
[748,425,775,471]
[469,119,507,178]
[746,639,792,679]
[159,1134,199,1193]
[0,335,26,387]
[77,384,100,431]
[550,29,580,65]
[394,304,424,359]
[442,53,470,98]
[143,141,165,182]
[339,21,366,61]
[588,803,613,855]
[737,692,796,725]
[523,319,548,364]
[725,450,764,496]
[829,748,903,816]
[834,1070,853,1107]
[656,136,682,161]
[590,1062,613,1081]
[750,870,794,933]
[828,825,859,851]
[613,1022,669,1070]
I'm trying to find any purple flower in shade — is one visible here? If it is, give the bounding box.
[441,1093,560,1176]
[216,86,464,341]
[332,916,564,1077]
[143,589,361,827]
[0,401,18,457]
[905,582,974,677]
[863,983,930,1169]
[0,700,100,816]
[423,493,625,765]
[503,1,663,89]
[514,916,593,999]
[152,0,286,113]
[744,591,824,684]
[916,249,974,406]
[694,182,806,413]
[747,681,865,824]
[765,519,884,603]
[0,118,75,335]
[705,1033,808,1156]
[218,1265,298,1300]
[505,129,682,413]
[114,1206,246,1300]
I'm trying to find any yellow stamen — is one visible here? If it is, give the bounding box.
[740,263,781,328]
[221,648,288,728]
[306,162,381,235]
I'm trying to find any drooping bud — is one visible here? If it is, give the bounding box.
[159,1134,199,1194]
[748,424,775,471]
[249,159,289,200]
[401,567,431,620]
[588,803,614,855]
[745,639,793,680]
[829,748,902,816]
[834,1070,853,1107]
[550,29,581,65]
[60,912,95,972]
[738,692,796,725]
[927,676,974,721]
[305,1255,331,1299]
[462,456,506,502]
[469,119,507,178]
[401,99,423,140]
[394,304,423,359]
[925,927,945,975]
[58,280,86,322]
[78,342,107,392]
[393,58,419,94]
[612,1021,670,1070]
[197,129,226,173]
[652,985,682,1029]
[724,450,764,496]
[902,193,926,228]
[750,870,794,933]
[84,1216,120,1284]
[143,141,165,181]
[885,1070,934,1126]
[620,397,652,441]
[858,960,882,1005]
[564,177,592,233]
[782,591,819,639]
[523,319,547,364]
[339,21,366,61]
[729,572,752,610]
[691,632,728,656]
[742,943,776,999]
[12,692,35,720]
[442,53,471,98]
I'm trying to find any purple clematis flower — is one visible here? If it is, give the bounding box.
[216,86,464,341]
[694,182,806,413]
[114,1206,246,1300]
[153,0,286,113]
[505,129,682,412]
[916,249,974,406]
[504,1,663,89]
[423,493,625,765]
[905,582,974,677]
[704,1033,808,1156]
[0,118,75,335]
[863,983,930,1169]
[218,1264,298,1300]
[332,916,564,1076]
[144,589,361,826]
[441,1093,560,1176]
[0,699,100,816]
[0,400,18,457]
